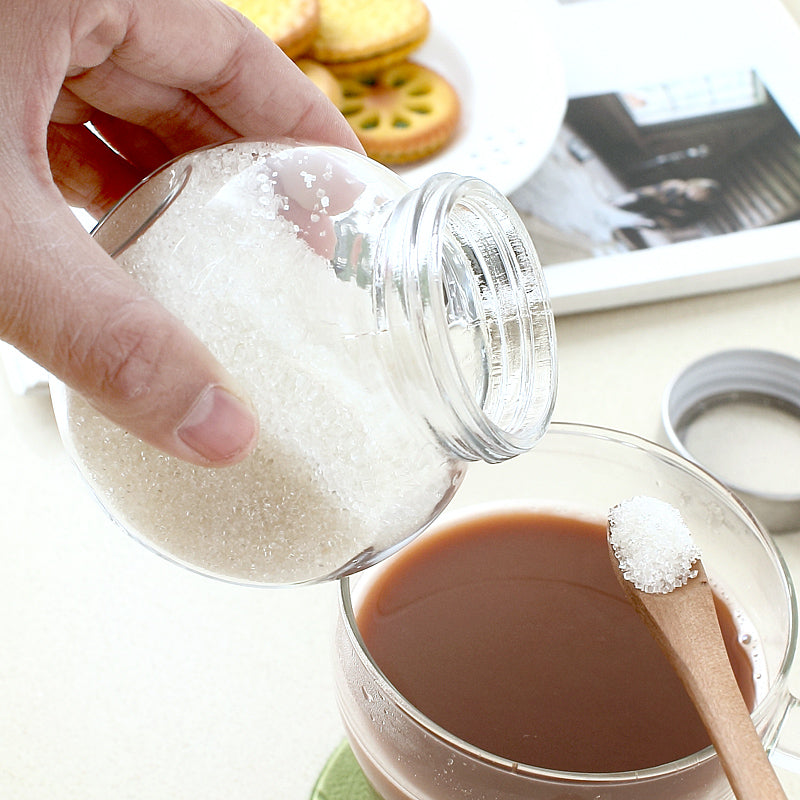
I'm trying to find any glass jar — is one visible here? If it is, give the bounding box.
[51,139,557,586]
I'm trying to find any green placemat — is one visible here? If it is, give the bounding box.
[311,739,383,800]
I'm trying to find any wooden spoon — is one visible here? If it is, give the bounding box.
[607,543,787,800]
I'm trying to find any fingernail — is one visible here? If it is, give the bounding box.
[177,385,258,464]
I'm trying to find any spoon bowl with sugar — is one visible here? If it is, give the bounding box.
[608,495,788,800]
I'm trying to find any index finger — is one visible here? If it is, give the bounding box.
[112,0,361,150]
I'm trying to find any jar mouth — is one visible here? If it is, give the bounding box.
[377,173,557,463]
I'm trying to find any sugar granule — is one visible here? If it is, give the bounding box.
[608,496,702,594]
[67,141,455,585]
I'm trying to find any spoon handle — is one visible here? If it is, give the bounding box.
[634,565,787,800]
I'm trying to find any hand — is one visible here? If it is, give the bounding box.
[0,0,362,466]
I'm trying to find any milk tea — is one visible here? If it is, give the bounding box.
[357,509,756,774]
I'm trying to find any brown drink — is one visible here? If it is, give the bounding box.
[356,509,756,774]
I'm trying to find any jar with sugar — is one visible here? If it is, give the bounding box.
[51,139,557,586]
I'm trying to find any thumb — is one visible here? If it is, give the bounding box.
[2,194,259,467]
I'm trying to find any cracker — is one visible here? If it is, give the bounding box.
[311,0,430,65]
[338,61,460,165]
[225,0,320,59]
[322,36,427,78]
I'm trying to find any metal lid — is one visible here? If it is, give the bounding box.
[662,349,800,532]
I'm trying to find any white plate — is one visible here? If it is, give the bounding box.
[393,0,567,196]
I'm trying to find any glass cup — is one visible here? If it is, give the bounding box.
[333,422,800,799]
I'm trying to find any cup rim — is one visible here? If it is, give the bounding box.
[338,421,799,783]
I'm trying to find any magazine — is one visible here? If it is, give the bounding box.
[514,0,800,313]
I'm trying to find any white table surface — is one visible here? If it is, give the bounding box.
[3,274,800,800]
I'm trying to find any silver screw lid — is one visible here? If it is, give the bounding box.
[662,349,800,532]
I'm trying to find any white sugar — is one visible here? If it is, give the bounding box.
[66,142,455,585]
[608,496,702,594]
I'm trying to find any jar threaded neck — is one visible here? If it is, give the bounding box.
[375,173,557,463]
